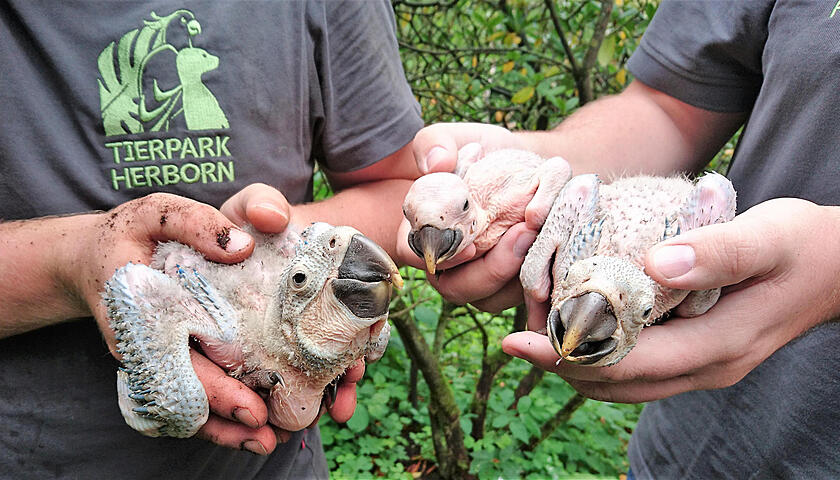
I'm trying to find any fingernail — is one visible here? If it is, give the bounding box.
[254,203,289,222]
[225,228,252,253]
[514,231,538,258]
[242,440,268,456]
[423,146,449,174]
[233,407,260,428]
[651,245,695,279]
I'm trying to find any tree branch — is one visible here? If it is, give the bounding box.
[391,299,472,479]
[524,393,587,452]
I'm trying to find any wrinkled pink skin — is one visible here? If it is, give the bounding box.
[153,225,392,431]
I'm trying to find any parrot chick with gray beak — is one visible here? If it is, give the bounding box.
[103,222,402,438]
[520,172,736,366]
[403,144,571,273]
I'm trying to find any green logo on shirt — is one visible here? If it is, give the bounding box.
[97,9,229,135]
[97,10,235,191]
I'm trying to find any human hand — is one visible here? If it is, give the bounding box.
[60,193,283,453]
[503,198,840,403]
[402,122,542,312]
[411,122,523,174]
[221,183,366,430]
[396,221,538,313]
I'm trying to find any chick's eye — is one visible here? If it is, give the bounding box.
[642,306,653,318]
[463,199,469,211]
[293,272,307,286]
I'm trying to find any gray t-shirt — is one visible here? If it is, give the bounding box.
[627,1,840,478]
[0,1,422,478]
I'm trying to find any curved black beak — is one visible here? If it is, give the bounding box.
[548,292,618,364]
[333,234,402,318]
[407,226,462,274]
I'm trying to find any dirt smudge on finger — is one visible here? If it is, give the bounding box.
[216,227,231,250]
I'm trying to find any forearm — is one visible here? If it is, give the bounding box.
[0,214,96,338]
[290,179,413,262]
[515,81,746,178]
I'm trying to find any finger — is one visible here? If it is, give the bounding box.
[502,331,561,371]
[645,212,782,291]
[412,123,462,174]
[191,350,268,428]
[327,381,358,424]
[432,223,535,305]
[469,277,523,313]
[220,183,291,234]
[524,294,550,332]
[327,359,364,423]
[513,285,764,386]
[501,331,690,403]
[115,192,255,263]
[197,415,277,455]
[412,122,516,174]
[564,376,699,404]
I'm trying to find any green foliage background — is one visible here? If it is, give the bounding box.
[318,1,733,479]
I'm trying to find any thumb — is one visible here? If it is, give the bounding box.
[116,193,256,264]
[644,214,779,291]
[221,183,291,234]
[412,123,461,174]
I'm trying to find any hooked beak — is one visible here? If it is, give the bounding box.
[407,226,463,274]
[332,234,402,318]
[548,292,618,364]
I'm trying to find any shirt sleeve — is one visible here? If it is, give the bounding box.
[310,0,423,172]
[627,0,773,113]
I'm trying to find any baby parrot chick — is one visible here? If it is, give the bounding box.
[520,172,736,366]
[403,144,571,273]
[103,222,402,437]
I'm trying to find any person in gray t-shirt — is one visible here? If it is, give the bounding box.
[0,1,422,478]
[403,1,840,478]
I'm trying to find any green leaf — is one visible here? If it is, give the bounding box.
[319,424,335,446]
[597,35,616,67]
[346,404,370,432]
[510,421,530,444]
[413,305,439,327]
[517,395,533,413]
[511,85,535,104]
[543,65,561,77]
[491,413,513,428]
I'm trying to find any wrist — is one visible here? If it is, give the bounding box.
[52,213,102,318]
[0,213,98,338]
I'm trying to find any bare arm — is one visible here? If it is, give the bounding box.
[519,81,746,176]
[297,142,420,262]
[0,197,255,340]
[222,142,419,265]
[416,81,747,178]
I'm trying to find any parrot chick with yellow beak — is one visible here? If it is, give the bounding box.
[520,172,736,366]
[403,144,572,273]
